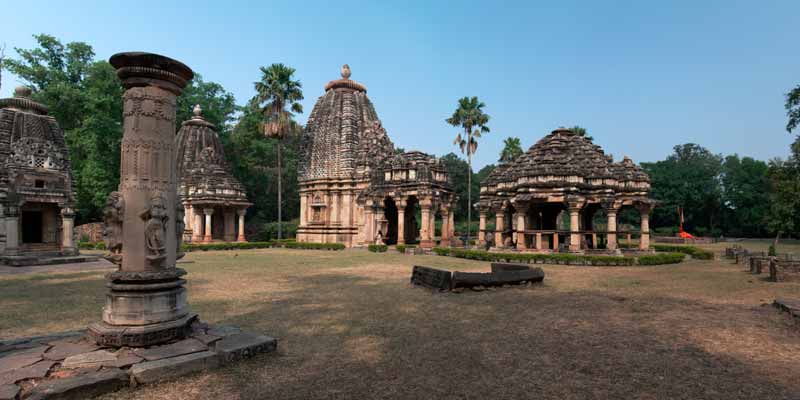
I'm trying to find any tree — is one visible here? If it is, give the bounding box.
[499,137,522,162]
[0,43,6,92]
[176,74,236,135]
[570,125,593,141]
[641,143,723,236]
[720,155,771,237]
[446,96,490,245]
[254,63,304,239]
[785,85,800,133]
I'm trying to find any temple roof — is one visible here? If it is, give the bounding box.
[176,105,250,206]
[300,65,394,182]
[481,127,650,194]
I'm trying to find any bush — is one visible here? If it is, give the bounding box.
[637,252,685,265]
[652,244,713,260]
[396,244,416,253]
[431,247,637,266]
[768,244,777,256]
[368,244,388,253]
[181,240,344,252]
[250,220,299,242]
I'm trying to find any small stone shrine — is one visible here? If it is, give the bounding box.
[298,65,456,248]
[176,105,251,243]
[0,86,87,266]
[478,127,656,254]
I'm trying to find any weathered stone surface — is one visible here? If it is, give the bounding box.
[214,333,277,364]
[0,384,19,400]
[0,347,47,375]
[133,338,207,361]
[410,266,453,291]
[206,325,241,338]
[26,368,128,400]
[43,340,99,361]
[0,360,55,385]
[490,262,532,273]
[130,350,219,384]
[452,268,545,289]
[191,333,222,346]
[62,350,116,369]
[101,350,143,368]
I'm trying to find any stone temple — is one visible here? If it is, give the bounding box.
[297,65,456,248]
[0,86,80,265]
[478,127,655,253]
[176,105,251,243]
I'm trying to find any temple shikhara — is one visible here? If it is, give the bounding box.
[297,65,456,248]
[176,105,251,243]
[478,127,655,253]
[0,86,80,265]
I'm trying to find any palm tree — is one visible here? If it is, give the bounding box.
[499,136,523,162]
[254,63,304,240]
[447,96,490,247]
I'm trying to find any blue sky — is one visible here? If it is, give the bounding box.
[1,0,798,169]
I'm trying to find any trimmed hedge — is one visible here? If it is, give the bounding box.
[637,252,686,265]
[368,244,388,253]
[181,241,344,252]
[396,244,417,253]
[432,247,635,266]
[652,244,713,260]
[79,242,106,250]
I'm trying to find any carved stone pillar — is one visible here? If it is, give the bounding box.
[440,207,450,243]
[299,193,307,226]
[192,210,203,242]
[637,202,653,250]
[448,209,455,240]
[224,210,236,242]
[567,197,585,252]
[88,52,195,347]
[237,208,247,242]
[364,200,374,244]
[396,199,406,245]
[493,210,503,248]
[429,208,436,245]
[606,210,618,251]
[5,205,19,256]
[419,197,433,248]
[61,207,77,256]
[515,211,527,250]
[535,232,542,250]
[478,211,486,245]
[204,209,214,242]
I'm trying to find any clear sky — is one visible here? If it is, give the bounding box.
[1,0,798,169]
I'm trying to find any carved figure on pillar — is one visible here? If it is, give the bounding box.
[140,194,168,268]
[103,191,124,265]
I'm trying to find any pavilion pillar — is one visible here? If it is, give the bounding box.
[478,211,487,245]
[440,207,450,244]
[420,197,433,248]
[637,203,653,250]
[224,210,235,242]
[429,208,436,245]
[535,232,542,250]
[61,207,77,256]
[88,52,195,347]
[606,210,618,251]
[299,193,307,226]
[396,199,406,245]
[237,208,247,242]
[516,211,527,250]
[567,197,584,252]
[552,232,559,251]
[192,209,203,242]
[4,204,19,256]
[364,200,374,244]
[204,209,214,242]
[494,210,504,248]
[448,209,455,241]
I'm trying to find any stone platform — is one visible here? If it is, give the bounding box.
[773,298,800,324]
[0,255,101,268]
[0,323,276,399]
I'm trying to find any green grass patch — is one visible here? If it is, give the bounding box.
[368,244,388,253]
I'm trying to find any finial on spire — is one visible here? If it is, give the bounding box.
[14,86,32,98]
[192,104,202,118]
[341,64,351,79]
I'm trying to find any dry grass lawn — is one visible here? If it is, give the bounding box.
[1,243,799,399]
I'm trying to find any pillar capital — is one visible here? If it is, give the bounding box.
[204,208,215,215]
[635,201,655,215]
[237,207,248,216]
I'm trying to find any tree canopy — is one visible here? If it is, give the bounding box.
[499,137,523,162]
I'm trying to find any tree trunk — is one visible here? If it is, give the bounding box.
[277,140,283,240]
[466,137,472,249]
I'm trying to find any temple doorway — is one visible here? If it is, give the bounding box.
[383,197,398,245]
[21,211,43,243]
[20,203,60,249]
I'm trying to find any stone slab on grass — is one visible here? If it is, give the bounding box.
[0,360,56,386]
[206,325,241,338]
[130,350,219,384]
[0,384,19,400]
[43,340,99,361]
[62,350,116,369]
[25,368,128,400]
[0,351,44,375]
[215,333,277,364]
[191,333,222,346]
[101,350,142,368]
[133,338,207,361]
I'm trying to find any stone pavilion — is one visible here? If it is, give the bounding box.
[176,105,251,243]
[478,127,655,253]
[297,65,456,248]
[0,86,80,265]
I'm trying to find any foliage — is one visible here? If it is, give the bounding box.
[182,240,343,252]
[499,137,523,162]
[396,244,416,253]
[440,153,477,222]
[720,155,771,237]
[570,125,593,141]
[642,144,723,235]
[637,253,686,265]
[652,244,714,260]
[433,247,643,266]
[768,244,777,256]
[176,74,237,134]
[368,244,388,253]
[785,85,800,133]
[250,220,299,242]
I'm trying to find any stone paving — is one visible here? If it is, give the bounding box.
[0,322,276,399]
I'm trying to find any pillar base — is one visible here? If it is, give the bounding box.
[419,240,434,249]
[237,235,247,243]
[88,313,197,348]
